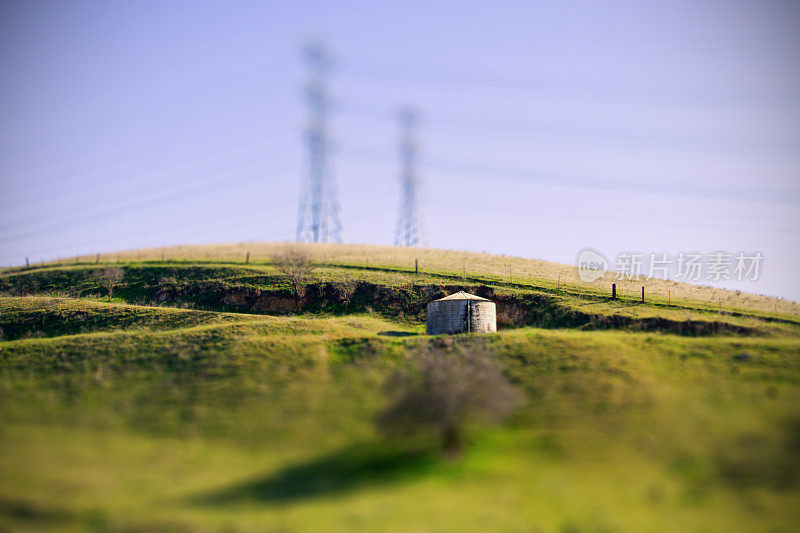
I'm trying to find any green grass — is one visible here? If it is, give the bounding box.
[2,260,796,335]
[1,243,799,532]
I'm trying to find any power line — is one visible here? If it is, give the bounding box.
[337,99,800,160]
[426,200,800,236]
[0,203,394,265]
[424,154,800,206]
[2,112,293,203]
[1,135,294,230]
[340,58,800,112]
[0,160,293,246]
[337,144,800,206]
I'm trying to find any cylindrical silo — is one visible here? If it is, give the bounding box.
[426,291,497,334]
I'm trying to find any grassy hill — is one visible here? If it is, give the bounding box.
[1,243,799,532]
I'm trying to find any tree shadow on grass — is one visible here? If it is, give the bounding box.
[378,331,420,337]
[197,444,438,506]
[0,494,73,523]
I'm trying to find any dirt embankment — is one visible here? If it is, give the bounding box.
[146,281,761,336]
[1,269,761,336]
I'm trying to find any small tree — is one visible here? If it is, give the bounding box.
[378,348,521,457]
[95,267,124,298]
[338,274,357,310]
[274,248,316,311]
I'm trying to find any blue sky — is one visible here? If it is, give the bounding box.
[1,0,799,298]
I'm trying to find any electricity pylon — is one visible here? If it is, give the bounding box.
[296,40,342,243]
[395,106,425,247]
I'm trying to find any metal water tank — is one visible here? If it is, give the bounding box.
[426,291,497,334]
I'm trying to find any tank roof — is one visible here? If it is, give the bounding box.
[435,291,490,301]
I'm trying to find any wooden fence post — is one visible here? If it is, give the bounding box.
[612,283,616,301]
[415,259,418,274]
[641,286,645,303]
[25,257,29,268]
[245,251,250,264]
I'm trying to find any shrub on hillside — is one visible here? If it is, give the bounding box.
[94,267,125,298]
[378,347,522,456]
[273,248,316,311]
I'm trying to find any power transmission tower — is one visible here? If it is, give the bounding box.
[296,40,342,243]
[395,106,426,247]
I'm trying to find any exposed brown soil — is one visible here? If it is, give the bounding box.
[1,268,763,337]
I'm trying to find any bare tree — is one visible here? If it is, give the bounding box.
[95,267,125,298]
[378,348,522,456]
[338,274,357,310]
[274,248,316,311]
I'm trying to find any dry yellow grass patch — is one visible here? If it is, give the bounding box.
[31,241,800,317]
